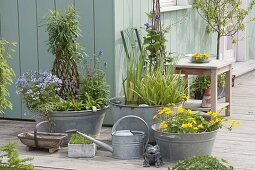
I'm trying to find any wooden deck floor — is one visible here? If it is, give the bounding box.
[212,71,255,170]
[0,71,255,169]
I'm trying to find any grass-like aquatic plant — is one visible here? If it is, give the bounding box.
[133,62,187,106]
[123,52,187,106]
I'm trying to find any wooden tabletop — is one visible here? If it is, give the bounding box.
[175,57,234,69]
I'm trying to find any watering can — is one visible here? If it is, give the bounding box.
[66,115,149,160]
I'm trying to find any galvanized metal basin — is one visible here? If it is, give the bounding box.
[35,106,108,144]
[151,123,218,162]
[110,97,159,142]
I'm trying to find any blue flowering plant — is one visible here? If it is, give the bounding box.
[80,50,110,112]
[15,71,62,111]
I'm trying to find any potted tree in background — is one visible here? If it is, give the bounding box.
[193,0,249,59]
[16,6,109,143]
[0,39,15,114]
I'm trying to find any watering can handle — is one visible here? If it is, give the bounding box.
[111,115,150,149]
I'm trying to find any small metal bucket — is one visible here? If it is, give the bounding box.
[111,115,149,159]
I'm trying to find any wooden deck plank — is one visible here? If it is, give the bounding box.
[212,71,255,170]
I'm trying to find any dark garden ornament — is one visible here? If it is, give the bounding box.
[143,144,163,168]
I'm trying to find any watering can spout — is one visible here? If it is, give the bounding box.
[68,130,113,153]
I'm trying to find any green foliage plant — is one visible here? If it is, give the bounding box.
[69,133,94,144]
[122,53,145,105]
[80,51,110,111]
[0,39,15,114]
[143,12,171,71]
[0,142,34,170]
[45,5,83,99]
[122,6,186,106]
[193,0,249,59]
[171,155,233,170]
[133,62,187,106]
[191,73,226,97]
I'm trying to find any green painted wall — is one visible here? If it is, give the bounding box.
[0,0,254,121]
[0,0,115,120]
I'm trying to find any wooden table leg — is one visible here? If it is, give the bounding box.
[211,70,217,113]
[225,66,232,116]
[185,74,190,97]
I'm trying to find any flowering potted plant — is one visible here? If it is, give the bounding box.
[152,106,239,161]
[110,6,187,142]
[191,53,211,63]
[15,6,109,142]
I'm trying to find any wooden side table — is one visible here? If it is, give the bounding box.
[175,58,233,116]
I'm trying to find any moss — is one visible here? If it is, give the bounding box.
[69,133,94,144]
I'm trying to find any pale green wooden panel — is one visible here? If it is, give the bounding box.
[18,0,39,119]
[175,10,189,55]
[0,0,22,119]
[140,0,150,30]
[247,8,255,59]
[75,0,94,57]
[162,12,171,52]
[124,0,133,29]
[94,0,115,125]
[114,0,125,97]
[37,0,55,71]
[162,9,217,57]
[133,0,141,28]
[55,0,74,10]
[170,12,178,52]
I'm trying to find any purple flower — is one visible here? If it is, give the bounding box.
[154,15,160,21]
[103,61,108,67]
[144,23,152,30]
[86,71,95,78]
[98,50,103,57]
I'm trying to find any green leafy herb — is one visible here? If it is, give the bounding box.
[69,133,94,145]
[0,39,16,114]
[0,142,34,170]
[171,155,233,170]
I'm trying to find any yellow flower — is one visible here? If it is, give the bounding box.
[158,109,164,115]
[153,115,158,120]
[221,106,227,110]
[210,119,219,125]
[194,127,198,131]
[159,121,168,129]
[198,124,204,129]
[187,123,193,128]
[177,106,185,114]
[230,120,240,127]
[207,111,213,115]
[212,112,220,118]
[187,109,192,114]
[210,120,216,125]
[165,108,173,115]
[181,123,188,128]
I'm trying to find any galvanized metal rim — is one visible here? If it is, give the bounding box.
[151,123,218,135]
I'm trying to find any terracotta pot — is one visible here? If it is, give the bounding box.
[202,88,211,108]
